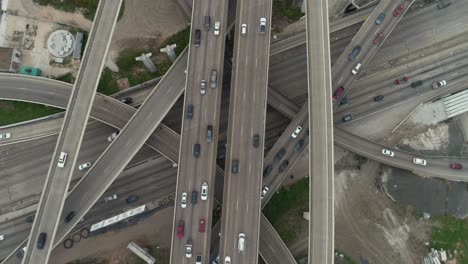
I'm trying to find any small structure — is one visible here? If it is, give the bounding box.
[47,30,75,58]
[135,53,157,73]
[160,44,177,62]
[0,47,21,73]
[73,32,84,59]
[20,66,42,76]
[127,242,156,264]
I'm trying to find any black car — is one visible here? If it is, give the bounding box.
[279,160,289,172]
[374,95,384,102]
[274,148,286,162]
[191,191,198,205]
[64,211,76,223]
[193,143,201,158]
[294,139,304,152]
[232,159,239,174]
[26,215,35,223]
[194,29,201,47]
[263,165,273,177]
[253,134,260,148]
[119,97,133,104]
[339,97,348,105]
[348,46,361,61]
[37,232,47,249]
[187,104,194,119]
[411,80,423,88]
[126,195,139,204]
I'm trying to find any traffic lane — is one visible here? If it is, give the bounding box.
[345,47,468,101]
[171,0,228,261]
[334,129,468,180]
[331,0,393,78]
[0,158,175,260]
[258,215,296,263]
[53,50,188,248]
[332,0,416,104]
[334,73,468,125]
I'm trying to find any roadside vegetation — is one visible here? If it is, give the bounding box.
[33,0,125,21]
[97,26,190,95]
[272,0,303,23]
[263,177,309,244]
[430,216,468,264]
[0,101,62,126]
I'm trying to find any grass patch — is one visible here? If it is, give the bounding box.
[354,154,368,166]
[97,26,190,95]
[263,177,309,244]
[0,101,63,126]
[160,26,191,56]
[55,73,75,84]
[273,0,303,22]
[431,216,468,263]
[33,0,99,21]
[33,0,125,21]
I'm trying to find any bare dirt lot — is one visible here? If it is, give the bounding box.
[52,207,174,264]
[334,157,431,263]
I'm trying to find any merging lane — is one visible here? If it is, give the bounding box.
[21,1,122,263]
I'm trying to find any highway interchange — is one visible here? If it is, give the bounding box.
[0,0,468,263]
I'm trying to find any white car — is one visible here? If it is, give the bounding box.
[57,152,67,168]
[351,63,362,75]
[107,132,118,142]
[185,240,192,258]
[181,192,187,208]
[201,80,207,95]
[212,256,220,264]
[224,256,231,264]
[0,234,4,241]
[381,149,394,157]
[104,194,117,202]
[259,17,267,34]
[201,182,208,201]
[261,186,269,199]
[432,80,447,89]
[195,255,202,264]
[241,23,247,36]
[413,158,427,166]
[291,126,303,138]
[214,21,220,36]
[78,162,91,170]
[0,133,11,140]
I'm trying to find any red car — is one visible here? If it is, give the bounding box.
[373,33,384,45]
[394,76,409,85]
[393,5,404,17]
[199,218,206,233]
[332,86,345,102]
[177,220,184,238]
[450,163,463,170]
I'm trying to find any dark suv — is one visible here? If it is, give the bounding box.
[411,80,423,88]
[191,191,198,205]
[193,143,201,158]
[64,211,75,223]
[274,148,286,162]
[232,159,239,174]
[253,134,260,148]
[348,46,361,61]
[279,160,289,172]
[263,165,272,177]
[37,232,47,249]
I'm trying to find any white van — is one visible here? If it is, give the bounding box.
[238,233,246,253]
[57,152,67,168]
[351,63,362,75]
